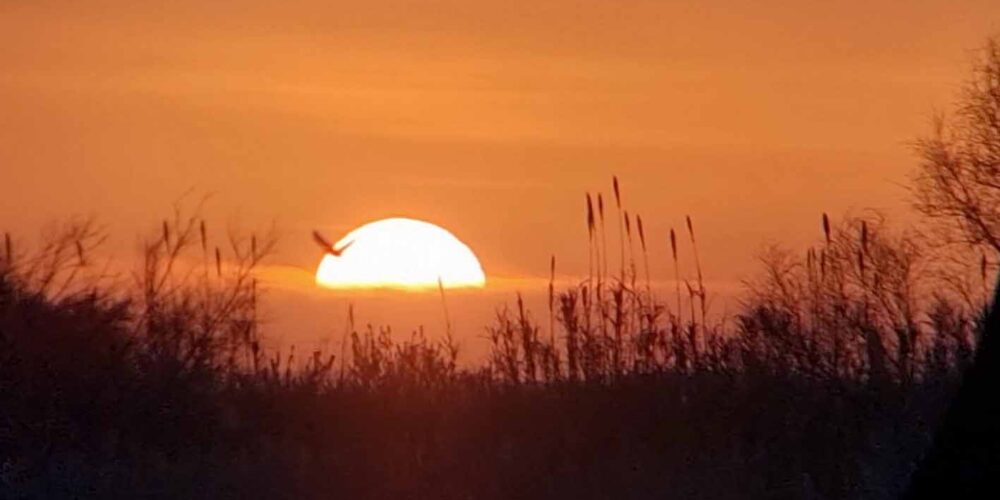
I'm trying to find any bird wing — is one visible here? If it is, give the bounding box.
[312,230,335,253]
[331,239,354,256]
[314,231,354,256]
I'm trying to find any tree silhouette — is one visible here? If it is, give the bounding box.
[904,273,1000,498]
[913,36,1000,255]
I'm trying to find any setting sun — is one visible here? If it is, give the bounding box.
[315,218,486,290]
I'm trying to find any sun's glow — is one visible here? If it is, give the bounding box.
[315,218,486,290]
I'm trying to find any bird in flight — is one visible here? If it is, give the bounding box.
[313,230,353,256]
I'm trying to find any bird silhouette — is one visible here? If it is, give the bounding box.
[312,230,353,256]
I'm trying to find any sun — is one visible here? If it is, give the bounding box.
[315,218,486,290]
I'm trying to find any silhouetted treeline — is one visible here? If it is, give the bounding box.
[0,209,991,499]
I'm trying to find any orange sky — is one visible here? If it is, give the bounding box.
[2,1,998,353]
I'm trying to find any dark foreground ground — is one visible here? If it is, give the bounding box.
[0,270,968,500]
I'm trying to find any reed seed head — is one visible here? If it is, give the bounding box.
[548,281,555,310]
[200,220,207,253]
[637,215,646,251]
[75,240,85,265]
[822,213,831,245]
[215,247,222,277]
[586,193,595,235]
[861,221,868,254]
[612,176,621,208]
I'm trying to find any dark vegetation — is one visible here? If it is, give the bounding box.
[1,36,998,500]
[0,202,990,500]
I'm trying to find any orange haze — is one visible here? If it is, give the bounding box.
[1,1,998,352]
